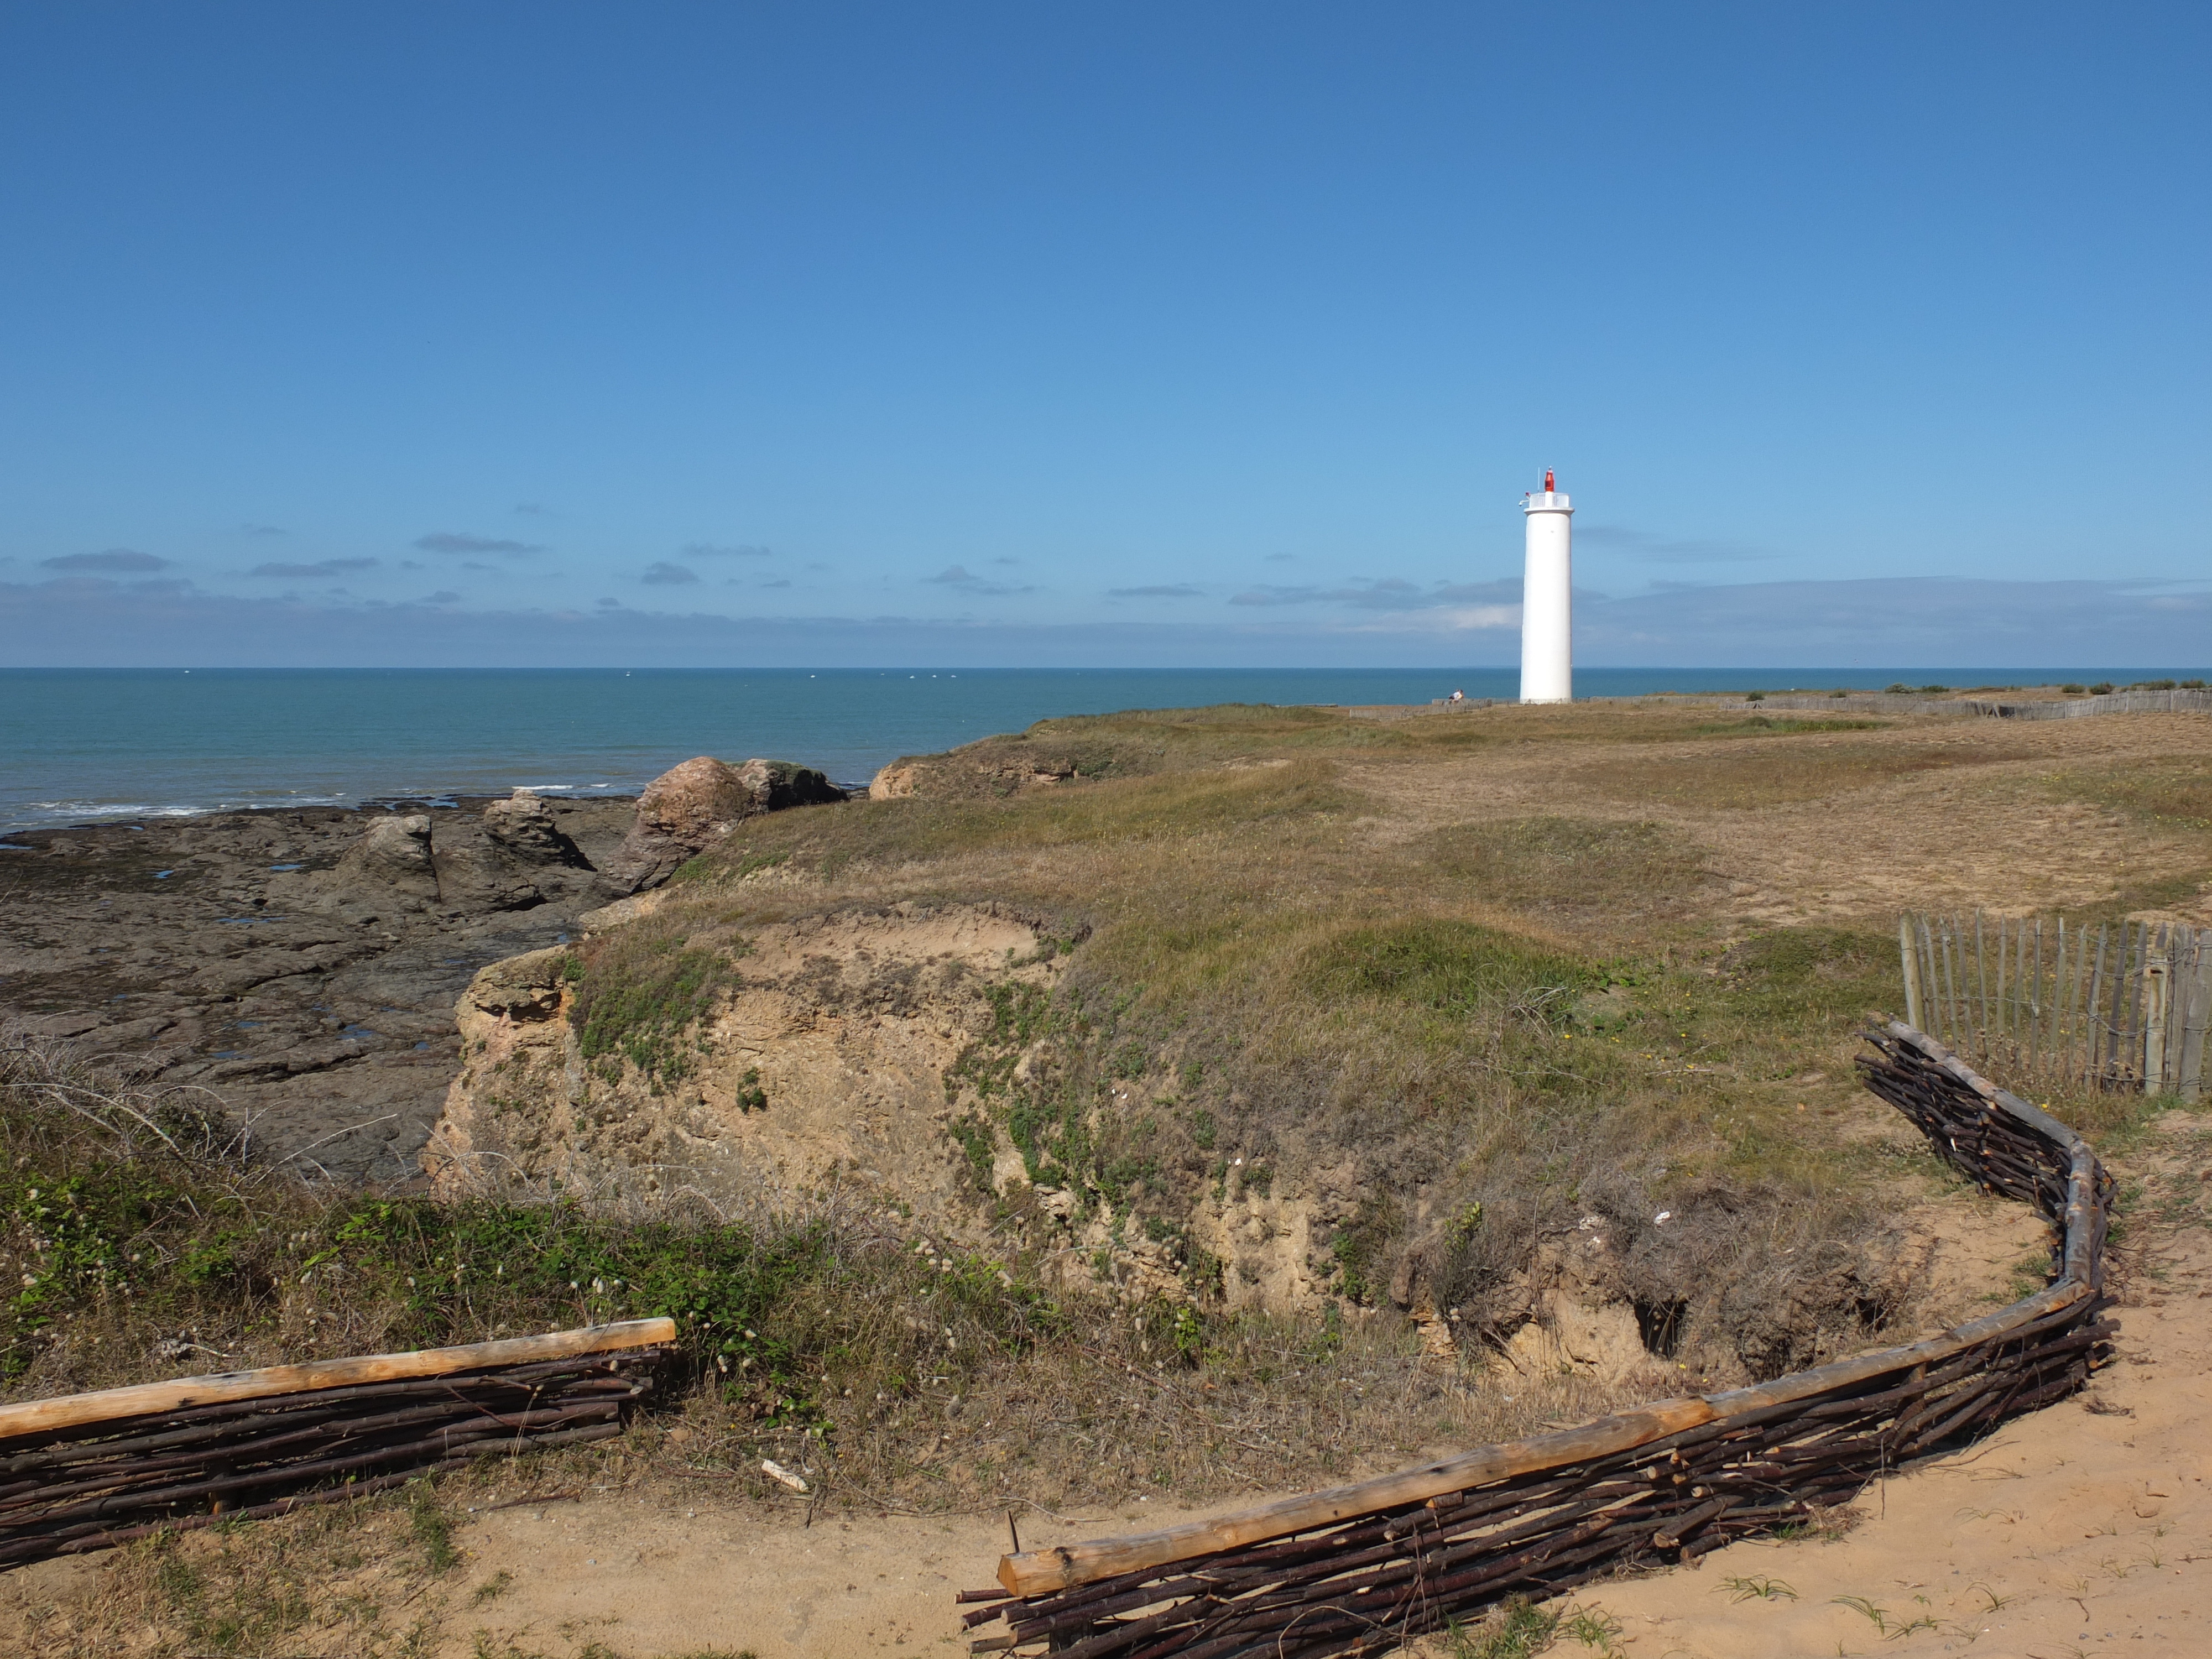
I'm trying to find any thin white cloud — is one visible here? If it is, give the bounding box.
[6,573,2207,671]
[1229,577,1520,612]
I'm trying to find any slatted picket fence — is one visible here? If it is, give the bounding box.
[1900,912,2210,1100]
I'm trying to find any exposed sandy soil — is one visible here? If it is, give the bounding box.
[1483,1109,2212,1659]
[425,902,1064,1232]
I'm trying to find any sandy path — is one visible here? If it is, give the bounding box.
[419,1131,2206,1659]
[425,1490,1246,1657]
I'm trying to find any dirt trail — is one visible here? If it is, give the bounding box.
[1355,710,2212,929]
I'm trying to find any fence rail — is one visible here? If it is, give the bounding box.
[959,1025,2112,1657]
[1902,912,2210,1101]
[1721,688,2212,719]
[0,1319,675,1564]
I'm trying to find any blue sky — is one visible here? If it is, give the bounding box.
[2,2,2205,667]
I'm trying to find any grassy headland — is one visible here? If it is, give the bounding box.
[7,694,2211,1657]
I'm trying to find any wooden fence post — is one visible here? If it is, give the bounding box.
[2145,928,2171,1093]
[2179,937,2208,1104]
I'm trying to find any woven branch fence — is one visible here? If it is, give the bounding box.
[1902,912,2210,1101]
[960,1024,2112,1658]
[0,1318,674,1566]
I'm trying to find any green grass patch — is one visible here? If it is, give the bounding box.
[1311,919,1593,1016]
[568,931,745,1087]
[703,755,1360,880]
[1421,816,1710,914]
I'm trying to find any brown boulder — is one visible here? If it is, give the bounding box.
[600,757,844,894]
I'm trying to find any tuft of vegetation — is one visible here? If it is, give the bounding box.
[1423,816,1710,915]
[1446,1597,1561,1658]
[406,1477,460,1573]
[568,932,745,1087]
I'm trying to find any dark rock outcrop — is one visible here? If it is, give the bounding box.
[482,790,589,867]
[0,794,635,1184]
[735,758,845,813]
[335,813,439,902]
[427,816,543,913]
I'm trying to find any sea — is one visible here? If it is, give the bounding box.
[0,666,2179,834]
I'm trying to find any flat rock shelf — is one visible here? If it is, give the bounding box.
[957,1024,2113,1658]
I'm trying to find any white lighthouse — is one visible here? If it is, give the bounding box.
[1519,468,1573,704]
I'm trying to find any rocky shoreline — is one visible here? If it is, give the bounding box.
[0,758,844,1183]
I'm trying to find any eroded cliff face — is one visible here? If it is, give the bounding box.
[425,901,2023,1388]
[422,898,1357,1311]
[424,904,1064,1229]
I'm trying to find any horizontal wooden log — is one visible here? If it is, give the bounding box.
[0,1319,676,1441]
[995,1396,1717,1595]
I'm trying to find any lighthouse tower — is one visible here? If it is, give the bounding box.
[1519,468,1573,704]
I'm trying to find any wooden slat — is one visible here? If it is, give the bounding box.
[2000,916,2017,1044]
[1982,911,2000,1066]
[0,1319,677,1440]
[2062,920,2085,1086]
[2143,927,2168,1093]
[1901,915,1923,1033]
[2179,942,2209,1103]
[1929,916,1947,1044]
[2027,917,2044,1080]
[1939,917,1959,1047]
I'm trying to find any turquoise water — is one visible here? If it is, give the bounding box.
[0,666,2161,832]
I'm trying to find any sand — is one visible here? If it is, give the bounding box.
[425,1116,2212,1656]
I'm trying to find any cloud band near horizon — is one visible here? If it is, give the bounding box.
[1,572,2204,670]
